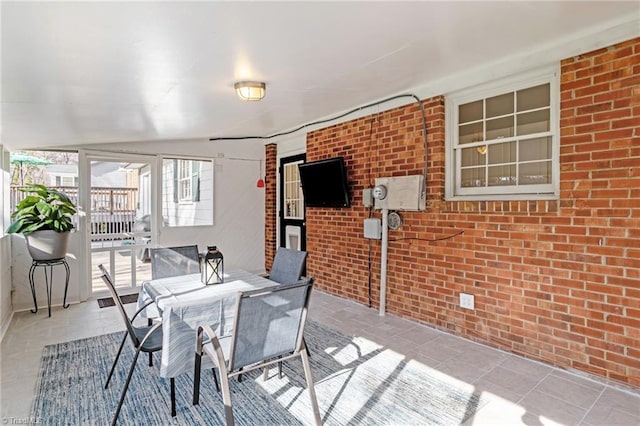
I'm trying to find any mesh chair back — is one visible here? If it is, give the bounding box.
[150,245,200,279]
[98,264,140,347]
[229,278,313,371]
[269,248,307,284]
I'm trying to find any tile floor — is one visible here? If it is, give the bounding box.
[1,291,639,425]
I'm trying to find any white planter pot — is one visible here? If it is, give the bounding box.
[25,230,71,261]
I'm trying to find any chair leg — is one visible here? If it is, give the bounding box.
[237,367,243,383]
[218,368,234,426]
[211,368,220,392]
[170,377,176,417]
[105,332,128,389]
[194,349,233,425]
[193,352,202,405]
[300,349,322,426]
[148,319,154,367]
[111,347,142,426]
[304,337,311,358]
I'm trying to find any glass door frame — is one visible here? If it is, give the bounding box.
[279,153,306,252]
[78,150,158,299]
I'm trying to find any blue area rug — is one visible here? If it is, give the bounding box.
[31,321,482,425]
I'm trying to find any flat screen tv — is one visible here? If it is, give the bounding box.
[298,157,350,208]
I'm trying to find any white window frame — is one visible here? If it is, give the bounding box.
[177,159,192,202]
[160,156,214,228]
[445,66,560,200]
[283,160,304,220]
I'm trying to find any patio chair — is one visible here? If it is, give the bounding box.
[98,264,177,424]
[268,247,307,284]
[150,245,200,279]
[263,248,310,380]
[193,278,321,426]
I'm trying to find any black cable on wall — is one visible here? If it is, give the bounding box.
[209,93,429,201]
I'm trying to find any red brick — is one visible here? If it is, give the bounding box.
[277,38,640,391]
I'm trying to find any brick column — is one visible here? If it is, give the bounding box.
[264,143,278,271]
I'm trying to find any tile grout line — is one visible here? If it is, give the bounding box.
[514,367,553,405]
[576,386,606,426]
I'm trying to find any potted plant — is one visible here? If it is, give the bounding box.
[6,184,78,261]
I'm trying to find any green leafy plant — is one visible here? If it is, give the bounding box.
[6,184,77,234]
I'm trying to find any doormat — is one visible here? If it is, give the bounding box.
[97,293,139,308]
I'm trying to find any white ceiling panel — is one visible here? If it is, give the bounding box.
[1,1,638,149]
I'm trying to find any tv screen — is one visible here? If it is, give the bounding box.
[298,157,350,208]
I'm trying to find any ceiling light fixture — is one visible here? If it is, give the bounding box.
[234,81,266,101]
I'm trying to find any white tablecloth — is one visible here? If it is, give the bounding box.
[136,270,278,378]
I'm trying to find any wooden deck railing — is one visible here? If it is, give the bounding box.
[10,185,139,237]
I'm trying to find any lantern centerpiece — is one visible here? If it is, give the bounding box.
[202,245,224,285]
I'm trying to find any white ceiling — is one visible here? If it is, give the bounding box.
[1,1,639,150]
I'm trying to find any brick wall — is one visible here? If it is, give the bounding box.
[301,38,640,387]
[264,144,277,271]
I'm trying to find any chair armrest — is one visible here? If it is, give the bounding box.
[196,325,227,370]
[131,299,155,321]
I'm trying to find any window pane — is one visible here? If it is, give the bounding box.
[461,167,485,187]
[284,162,303,219]
[451,75,556,197]
[459,122,483,144]
[488,141,516,165]
[459,100,483,124]
[179,160,191,180]
[461,146,486,167]
[519,161,551,185]
[517,83,550,111]
[180,180,190,200]
[519,137,551,162]
[488,165,516,186]
[486,92,513,118]
[486,116,513,140]
[517,109,549,135]
[162,158,213,227]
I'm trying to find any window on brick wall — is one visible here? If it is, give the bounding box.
[445,68,559,199]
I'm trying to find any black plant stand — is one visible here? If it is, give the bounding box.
[29,258,70,317]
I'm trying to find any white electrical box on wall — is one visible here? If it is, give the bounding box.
[374,175,425,211]
[362,188,373,207]
[364,218,382,239]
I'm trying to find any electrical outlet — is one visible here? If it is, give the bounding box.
[460,293,475,310]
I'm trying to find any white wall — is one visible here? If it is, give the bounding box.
[1,146,14,338]
[79,138,266,272]
[0,235,12,339]
[10,232,82,312]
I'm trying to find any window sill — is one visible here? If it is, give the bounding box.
[445,193,558,202]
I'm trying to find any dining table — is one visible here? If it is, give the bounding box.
[136,269,279,378]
